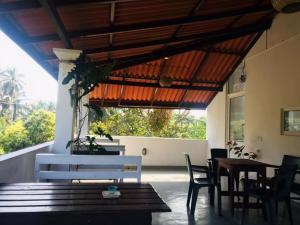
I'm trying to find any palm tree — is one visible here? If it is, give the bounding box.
[0,68,26,120]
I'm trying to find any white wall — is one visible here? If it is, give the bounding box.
[245,13,300,165]
[206,12,300,166]
[116,136,207,166]
[206,87,227,153]
[0,142,52,183]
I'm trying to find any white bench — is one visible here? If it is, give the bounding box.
[34,154,142,182]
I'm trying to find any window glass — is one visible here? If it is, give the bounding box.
[229,96,245,141]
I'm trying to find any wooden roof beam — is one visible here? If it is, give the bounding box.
[38,0,73,49]
[41,26,248,60]
[23,5,273,43]
[107,19,272,71]
[102,79,222,92]
[90,100,208,110]
[108,75,221,85]
[0,0,139,13]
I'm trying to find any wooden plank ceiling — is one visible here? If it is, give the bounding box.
[0,0,276,109]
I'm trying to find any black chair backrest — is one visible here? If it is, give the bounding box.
[211,148,228,159]
[184,153,194,182]
[282,155,300,168]
[210,148,228,179]
[274,164,298,200]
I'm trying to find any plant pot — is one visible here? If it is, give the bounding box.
[72,150,119,155]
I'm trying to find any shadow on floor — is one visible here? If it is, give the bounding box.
[147,174,300,225]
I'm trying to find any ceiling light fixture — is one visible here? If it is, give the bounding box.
[159,77,172,88]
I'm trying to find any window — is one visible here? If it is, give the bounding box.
[227,63,246,142]
[229,96,245,141]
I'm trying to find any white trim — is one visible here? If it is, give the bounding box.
[34,154,142,182]
[0,142,53,162]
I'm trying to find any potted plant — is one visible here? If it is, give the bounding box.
[62,53,116,154]
[226,140,257,160]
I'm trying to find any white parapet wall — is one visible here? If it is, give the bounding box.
[0,142,53,183]
[116,136,208,166]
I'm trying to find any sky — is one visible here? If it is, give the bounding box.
[0,30,57,103]
[0,30,206,118]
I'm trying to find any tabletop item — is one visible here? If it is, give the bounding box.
[102,190,121,198]
[107,185,118,191]
[0,182,171,225]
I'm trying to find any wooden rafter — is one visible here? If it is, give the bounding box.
[178,0,262,107]
[102,79,222,92]
[42,30,244,60]
[21,5,273,43]
[0,0,140,13]
[108,2,115,60]
[38,0,73,49]
[178,49,211,107]
[90,100,208,110]
[107,19,272,71]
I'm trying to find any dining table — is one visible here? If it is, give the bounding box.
[0,182,171,225]
[216,158,270,216]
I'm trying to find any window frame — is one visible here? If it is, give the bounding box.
[227,91,245,142]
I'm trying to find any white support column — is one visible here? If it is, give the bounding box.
[53,48,82,154]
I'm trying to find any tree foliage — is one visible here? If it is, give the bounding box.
[0,68,25,120]
[90,108,206,140]
[0,67,56,155]
[24,109,55,144]
[0,120,31,153]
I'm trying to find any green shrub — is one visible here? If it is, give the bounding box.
[0,120,31,153]
[25,109,55,145]
[0,116,10,132]
[0,147,5,155]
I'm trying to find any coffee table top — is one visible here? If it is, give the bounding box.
[0,182,171,214]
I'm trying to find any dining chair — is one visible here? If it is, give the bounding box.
[242,164,298,225]
[208,148,232,212]
[269,155,300,214]
[184,153,214,215]
[278,155,300,199]
[209,148,229,186]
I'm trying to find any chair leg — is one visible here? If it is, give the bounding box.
[190,186,200,215]
[262,200,268,222]
[209,185,215,206]
[286,199,294,225]
[241,194,247,225]
[217,183,222,216]
[187,181,193,207]
[265,199,275,225]
[275,200,278,215]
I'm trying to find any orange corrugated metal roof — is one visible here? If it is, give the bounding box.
[0,0,276,109]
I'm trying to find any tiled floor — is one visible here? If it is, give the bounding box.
[141,169,300,225]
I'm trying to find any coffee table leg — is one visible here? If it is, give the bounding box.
[229,169,234,216]
[217,182,222,216]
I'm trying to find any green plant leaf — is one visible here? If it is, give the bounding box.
[66,140,73,149]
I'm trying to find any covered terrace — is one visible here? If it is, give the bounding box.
[0,0,300,225]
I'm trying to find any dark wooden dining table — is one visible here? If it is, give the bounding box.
[0,182,171,225]
[216,158,270,216]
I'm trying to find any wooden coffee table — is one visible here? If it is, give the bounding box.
[0,182,171,225]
